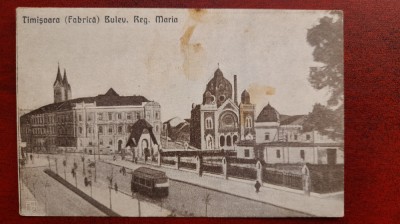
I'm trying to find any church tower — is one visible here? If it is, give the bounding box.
[239,89,256,140]
[53,64,65,103]
[62,68,72,100]
[53,64,72,103]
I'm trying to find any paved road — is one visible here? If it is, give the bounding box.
[20,165,106,216]
[27,153,308,217]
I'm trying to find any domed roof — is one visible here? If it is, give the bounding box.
[241,90,250,104]
[214,68,224,77]
[256,103,280,122]
[202,68,233,107]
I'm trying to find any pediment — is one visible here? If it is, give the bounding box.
[218,98,239,113]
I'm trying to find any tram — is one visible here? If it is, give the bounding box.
[131,167,169,197]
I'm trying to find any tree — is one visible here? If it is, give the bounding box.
[304,11,344,139]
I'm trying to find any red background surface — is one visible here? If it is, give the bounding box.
[1,0,399,223]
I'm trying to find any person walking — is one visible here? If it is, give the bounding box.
[114,182,118,193]
[255,180,261,193]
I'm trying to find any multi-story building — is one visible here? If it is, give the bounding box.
[20,65,162,154]
[236,103,344,165]
[190,68,255,150]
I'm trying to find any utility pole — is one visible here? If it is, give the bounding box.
[107,167,114,209]
[54,157,58,175]
[44,181,51,215]
[97,126,101,160]
[203,192,211,217]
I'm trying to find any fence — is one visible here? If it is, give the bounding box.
[160,150,236,157]
[227,165,257,180]
[307,164,344,193]
[161,158,175,166]
[180,162,196,170]
[202,164,223,174]
[263,169,303,190]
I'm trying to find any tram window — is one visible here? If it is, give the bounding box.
[145,179,152,187]
[156,178,167,184]
[140,178,145,185]
[133,176,139,183]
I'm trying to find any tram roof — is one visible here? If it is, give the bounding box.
[132,167,167,179]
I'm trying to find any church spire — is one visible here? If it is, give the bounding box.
[63,68,68,84]
[54,62,62,86]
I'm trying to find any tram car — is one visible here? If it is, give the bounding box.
[131,167,169,197]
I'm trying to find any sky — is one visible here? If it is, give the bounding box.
[17,8,333,121]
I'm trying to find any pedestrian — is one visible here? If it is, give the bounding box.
[255,180,261,193]
[30,154,33,161]
[114,182,118,193]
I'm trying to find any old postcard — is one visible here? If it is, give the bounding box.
[17,8,344,217]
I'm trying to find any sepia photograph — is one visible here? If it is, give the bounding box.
[17,8,344,217]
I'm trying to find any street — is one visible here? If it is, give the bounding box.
[19,153,313,217]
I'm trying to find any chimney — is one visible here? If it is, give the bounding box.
[234,75,238,105]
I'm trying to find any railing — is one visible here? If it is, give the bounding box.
[227,165,257,180]
[180,162,196,170]
[160,150,236,157]
[202,164,223,174]
[161,159,175,166]
[263,170,303,190]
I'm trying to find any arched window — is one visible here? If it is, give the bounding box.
[233,135,238,144]
[98,126,103,134]
[220,136,225,147]
[205,117,213,129]
[245,116,252,128]
[227,135,232,146]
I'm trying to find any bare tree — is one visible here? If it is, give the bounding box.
[202,192,212,217]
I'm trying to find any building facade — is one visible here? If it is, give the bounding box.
[236,103,344,165]
[20,66,162,154]
[190,68,255,150]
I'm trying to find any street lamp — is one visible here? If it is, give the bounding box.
[44,181,51,215]
[54,157,58,175]
[47,155,51,169]
[97,125,101,160]
[63,158,67,180]
[106,167,114,209]
[202,192,212,217]
[81,155,85,175]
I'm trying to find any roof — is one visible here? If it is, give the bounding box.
[132,167,167,179]
[280,115,306,125]
[24,88,149,116]
[241,89,250,104]
[202,68,233,107]
[126,119,158,147]
[53,65,62,85]
[256,103,280,122]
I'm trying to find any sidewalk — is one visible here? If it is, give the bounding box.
[49,158,171,217]
[19,183,46,216]
[105,158,344,217]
